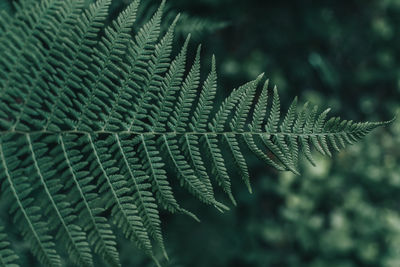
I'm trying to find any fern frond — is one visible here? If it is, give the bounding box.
[0,0,392,266]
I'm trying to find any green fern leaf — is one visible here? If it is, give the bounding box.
[59,134,120,266]
[191,55,217,132]
[0,1,392,266]
[27,134,93,266]
[171,45,202,132]
[0,136,61,267]
[0,223,19,267]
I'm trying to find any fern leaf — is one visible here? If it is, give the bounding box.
[243,133,285,171]
[153,35,190,132]
[250,79,269,132]
[0,136,61,267]
[265,86,281,133]
[129,9,177,132]
[59,135,120,266]
[0,0,81,130]
[91,134,151,261]
[160,134,212,209]
[300,105,319,165]
[114,134,161,257]
[10,0,85,132]
[223,133,252,193]
[0,0,61,81]
[191,56,217,132]
[230,75,262,132]
[27,134,93,267]
[0,223,19,267]
[139,135,180,213]
[44,0,111,131]
[203,134,236,205]
[103,1,164,131]
[171,45,201,132]
[0,1,391,265]
[76,0,140,131]
[182,134,228,212]
[212,76,259,132]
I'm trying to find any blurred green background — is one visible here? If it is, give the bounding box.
[1,0,399,266]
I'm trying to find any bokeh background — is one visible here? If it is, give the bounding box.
[1,0,400,266]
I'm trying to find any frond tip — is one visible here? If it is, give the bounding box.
[250,88,394,171]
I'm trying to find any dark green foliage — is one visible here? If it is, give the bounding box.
[109,0,228,40]
[0,0,392,266]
